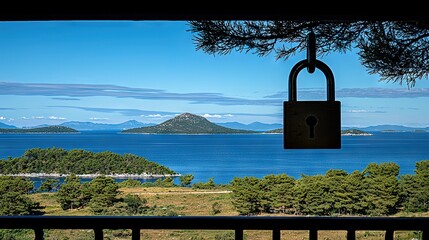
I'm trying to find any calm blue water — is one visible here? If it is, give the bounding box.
[1,132,428,185]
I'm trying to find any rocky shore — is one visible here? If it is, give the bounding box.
[0,172,181,179]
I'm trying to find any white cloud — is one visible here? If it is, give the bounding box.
[0,82,279,106]
[48,116,66,120]
[202,114,222,118]
[89,117,109,121]
[348,110,370,113]
[346,110,385,113]
[0,116,6,120]
[32,116,45,119]
[202,113,235,119]
[140,114,174,118]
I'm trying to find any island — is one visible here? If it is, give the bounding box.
[0,147,179,178]
[263,128,283,134]
[122,112,257,134]
[341,129,373,136]
[262,128,373,136]
[0,125,79,134]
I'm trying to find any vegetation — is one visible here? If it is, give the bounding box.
[0,176,43,215]
[118,179,144,188]
[0,125,78,133]
[188,21,429,87]
[0,147,177,175]
[179,174,195,187]
[229,161,429,216]
[399,160,429,212]
[37,178,60,193]
[3,160,429,218]
[122,113,256,134]
[192,177,217,190]
[0,160,429,239]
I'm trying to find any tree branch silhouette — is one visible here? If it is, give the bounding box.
[188,20,429,87]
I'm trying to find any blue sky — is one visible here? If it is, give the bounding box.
[0,21,429,128]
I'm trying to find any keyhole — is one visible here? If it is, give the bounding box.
[306,115,318,139]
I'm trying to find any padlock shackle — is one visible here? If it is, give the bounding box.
[288,59,335,102]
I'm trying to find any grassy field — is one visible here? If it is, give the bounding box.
[19,187,426,240]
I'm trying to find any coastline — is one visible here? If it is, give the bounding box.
[341,133,373,136]
[0,173,181,179]
[0,132,80,134]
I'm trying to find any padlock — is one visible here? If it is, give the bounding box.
[284,59,341,149]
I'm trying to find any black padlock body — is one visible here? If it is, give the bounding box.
[284,101,341,149]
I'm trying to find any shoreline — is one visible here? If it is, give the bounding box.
[341,133,373,136]
[0,173,181,179]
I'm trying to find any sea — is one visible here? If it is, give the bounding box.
[0,131,428,188]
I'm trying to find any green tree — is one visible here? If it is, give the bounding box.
[399,160,429,212]
[0,176,42,215]
[293,175,332,215]
[179,174,194,187]
[362,162,400,215]
[192,177,216,190]
[260,174,295,213]
[86,176,120,214]
[37,178,60,192]
[161,177,175,187]
[152,177,176,187]
[399,174,420,212]
[0,176,34,194]
[230,177,264,215]
[211,202,222,215]
[56,174,84,210]
[342,170,366,215]
[324,169,349,215]
[123,194,148,215]
[188,21,429,87]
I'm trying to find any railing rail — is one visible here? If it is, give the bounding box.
[0,216,428,240]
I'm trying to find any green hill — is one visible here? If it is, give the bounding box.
[122,113,256,134]
[0,147,176,176]
[0,125,79,133]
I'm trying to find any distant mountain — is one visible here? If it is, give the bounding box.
[264,128,373,136]
[0,122,17,129]
[343,125,429,132]
[122,113,257,134]
[216,121,283,131]
[0,125,78,133]
[60,120,154,131]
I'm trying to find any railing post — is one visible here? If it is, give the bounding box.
[385,230,394,240]
[272,228,281,240]
[347,229,355,240]
[309,229,318,240]
[235,229,243,240]
[422,229,428,240]
[94,228,103,240]
[34,228,44,240]
[132,228,140,240]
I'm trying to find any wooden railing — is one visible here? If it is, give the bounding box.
[0,216,428,240]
